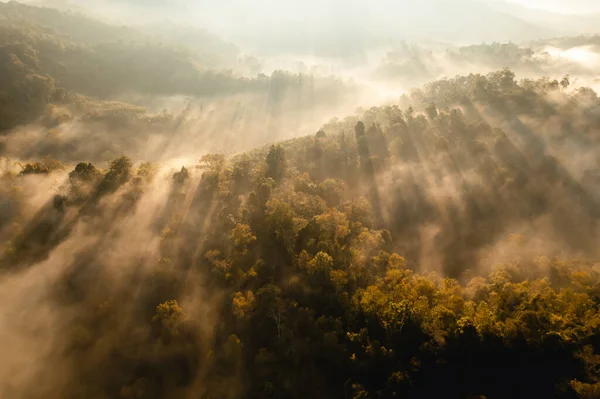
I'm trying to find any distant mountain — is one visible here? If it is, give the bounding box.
[15,0,558,57]
[0,1,240,67]
[138,21,240,66]
[484,0,600,36]
[363,0,558,43]
[181,0,557,54]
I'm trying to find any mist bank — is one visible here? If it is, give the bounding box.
[7,1,600,169]
[0,82,370,164]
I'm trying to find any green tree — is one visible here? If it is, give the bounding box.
[266,144,286,182]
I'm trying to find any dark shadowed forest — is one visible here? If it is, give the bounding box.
[1,1,600,399]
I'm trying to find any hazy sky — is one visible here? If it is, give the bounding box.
[506,0,600,13]
[115,0,600,15]
[37,0,600,16]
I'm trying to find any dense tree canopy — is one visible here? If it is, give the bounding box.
[2,67,600,398]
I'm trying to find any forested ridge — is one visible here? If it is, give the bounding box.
[0,1,350,137]
[2,66,600,398]
[2,2,600,399]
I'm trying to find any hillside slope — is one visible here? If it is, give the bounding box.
[0,1,355,144]
[1,69,600,399]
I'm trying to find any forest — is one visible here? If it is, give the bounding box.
[1,1,600,399]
